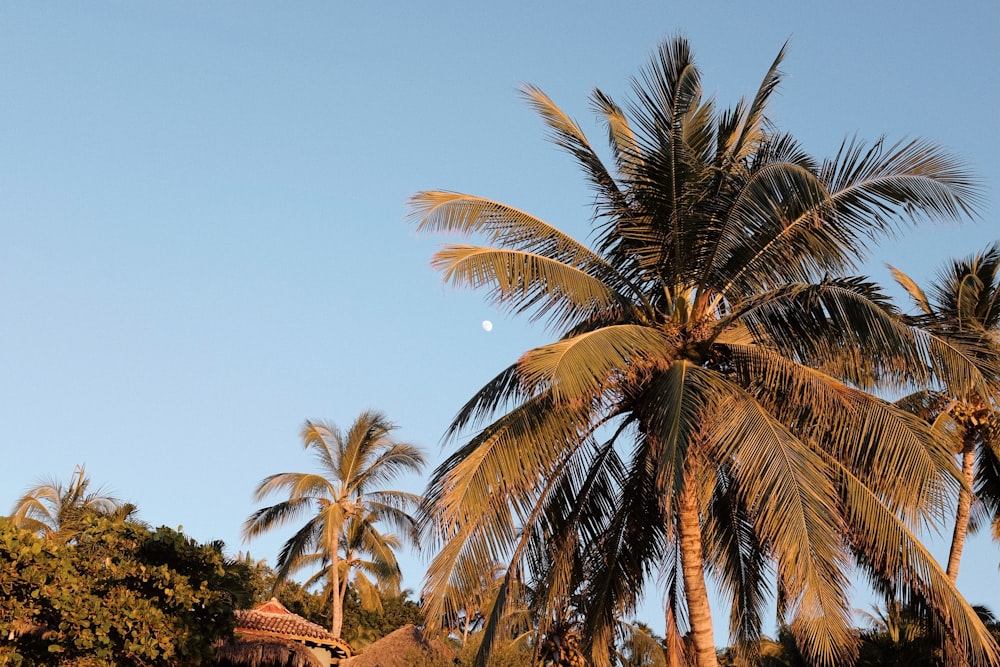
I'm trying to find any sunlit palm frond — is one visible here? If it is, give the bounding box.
[409,191,611,271]
[889,264,933,315]
[721,41,787,166]
[251,472,333,503]
[591,88,640,182]
[466,441,611,667]
[834,453,1000,667]
[517,324,677,402]
[724,341,956,524]
[521,85,628,220]
[699,377,854,666]
[710,161,836,294]
[431,244,627,329]
[300,420,342,477]
[353,443,426,491]
[242,497,316,540]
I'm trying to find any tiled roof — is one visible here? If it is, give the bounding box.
[235,598,351,656]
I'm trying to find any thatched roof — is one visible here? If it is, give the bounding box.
[340,624,457,667]
[233,598,351,658]
[215,635,325,667]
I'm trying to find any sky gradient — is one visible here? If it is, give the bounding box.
[2,1,998,643]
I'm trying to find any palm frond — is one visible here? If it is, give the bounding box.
[430,244,627,329]
[835,452,1000,666]
[251,472,333,503]
[521,84,628,221]
[517,324,677,402]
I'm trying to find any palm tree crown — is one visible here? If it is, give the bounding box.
[10,464,130,539]
[411,37,996,667]
[243,410,425,638]
[892,243,1000,582]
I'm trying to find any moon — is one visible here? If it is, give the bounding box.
[482,320,493,332]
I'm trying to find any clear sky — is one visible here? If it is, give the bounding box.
[2,0,998,644]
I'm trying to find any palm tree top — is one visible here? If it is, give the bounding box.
[10,464,127,539]
[411,35,996,667]
[242,411,425,639]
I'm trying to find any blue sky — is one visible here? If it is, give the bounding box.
[2,0,998,643]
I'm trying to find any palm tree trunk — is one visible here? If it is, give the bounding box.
[945,439,976,582]
[677,479,718,667]
[329,551,344,637]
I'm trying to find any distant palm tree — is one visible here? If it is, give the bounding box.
[892,243,1000,581]
[243,411,425,638]
[617,623,667,667]
[10,464,132,539]
[412,36,996,667]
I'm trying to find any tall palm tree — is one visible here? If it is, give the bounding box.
[411,37,997,667]
[10,464,131,539]
[891,243,1000,582]
[242,410,425,638]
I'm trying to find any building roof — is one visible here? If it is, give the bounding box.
[340,624,456,667]
[234,598,352,658]
[215,635,326,667]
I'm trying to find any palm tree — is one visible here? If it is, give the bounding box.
[10,464,132,539]
[856,600,939,666]
[411,36,997,667]
[618,622,668,667]
[242,410,425,638]
[891,243,1000,582]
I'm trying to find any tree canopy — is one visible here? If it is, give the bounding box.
[0,514,252,666]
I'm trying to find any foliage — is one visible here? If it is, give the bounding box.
[234,552,423,648]
[455,631,536,667]
[235,553,332,626]
[243,410,425,637]
[342,587,425,648]
[616,623,668,667]
[892,243,1000,581]
[0,515,248,666]
[9,464,134,540]
[412,34,996,667]
[717,626,806,667]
